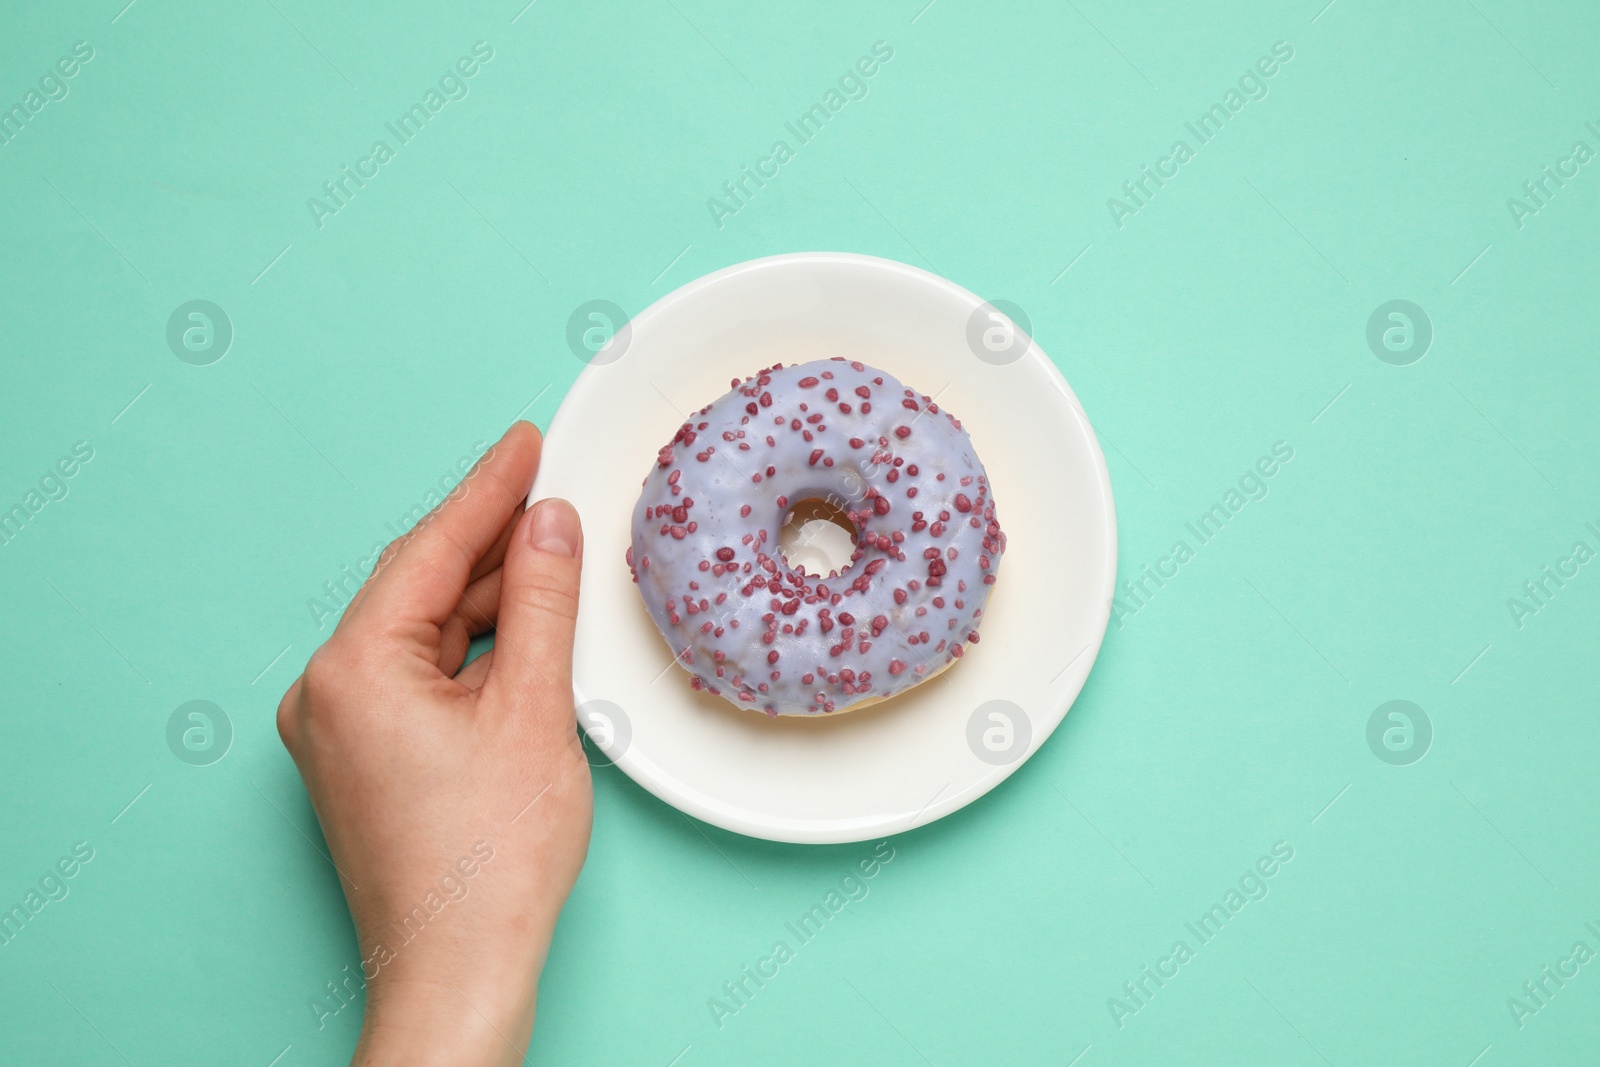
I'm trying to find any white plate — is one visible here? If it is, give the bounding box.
[531,253,1116,844]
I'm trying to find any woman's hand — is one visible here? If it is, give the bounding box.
[276,421,591,1066]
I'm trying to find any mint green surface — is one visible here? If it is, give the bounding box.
[3,1,1598,1063]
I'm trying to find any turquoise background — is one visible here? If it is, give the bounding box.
[2,0,1598,1063]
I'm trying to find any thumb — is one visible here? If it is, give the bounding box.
[485,497,584,719]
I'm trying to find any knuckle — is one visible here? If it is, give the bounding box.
[430,524,477,572]
[275,687,300,752]
[375,519,428,572]
[475,460,524,510]
[379,532,407,563]
[372,540,403,576]
[513,571,580,626]
[300,641,360,704]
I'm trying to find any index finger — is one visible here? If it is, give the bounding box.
[342,421,543,636]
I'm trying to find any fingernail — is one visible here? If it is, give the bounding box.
[530,498,581,557]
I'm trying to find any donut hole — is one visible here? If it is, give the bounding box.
[779,497,858,577]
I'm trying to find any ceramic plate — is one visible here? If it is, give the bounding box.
[530,253,1116,844]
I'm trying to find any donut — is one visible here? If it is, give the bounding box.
[626,359,1006,717]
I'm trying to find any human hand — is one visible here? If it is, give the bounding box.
[276,421,591,1066]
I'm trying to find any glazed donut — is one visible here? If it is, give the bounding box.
[626,359,1006,717]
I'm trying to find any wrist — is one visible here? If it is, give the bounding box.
[354,963,539,1066]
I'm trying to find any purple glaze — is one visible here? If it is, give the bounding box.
[627,359,1006,716]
